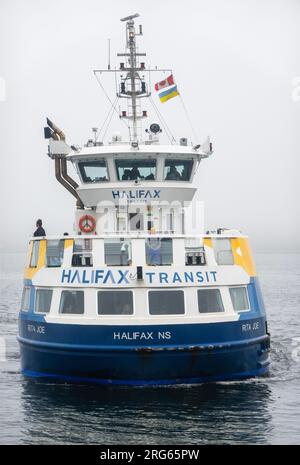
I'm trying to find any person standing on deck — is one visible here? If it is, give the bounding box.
[33,219,46,237]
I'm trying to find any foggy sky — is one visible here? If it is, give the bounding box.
[0,0,299,254]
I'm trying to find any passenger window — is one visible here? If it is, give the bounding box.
[46,240,64,267]
[104,239,132,266]
[213,239,234,265]
[78,160,109,183]
[145,238,173,266]
[164,159,193,181]
[115,159,156,180]
[59,290,84,314]
[72,239,93,267]
[148,290,185,315]
[97,291,133,315]
[197,289,224,313]
[229,287,250,312]
[35,289,53,314]
[30,241,40,268]
[21,287,31,312]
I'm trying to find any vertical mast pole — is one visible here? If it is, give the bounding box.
[127,19,138,141]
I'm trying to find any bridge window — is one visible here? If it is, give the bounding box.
[35,289,53,314]
[97,291,133,315]
[30,241,40,268]
[197,289,224,313]
[78,160,109,183]
[229,287,250,312]
[213,238,234,265]
[72,239,93,267]
[148,290,185,315]
[46,240,64,267]
[115,159,156,180]
[21,287,31,312]
[164,159,193,181]
[104,239,132,266]
[145,238,173,265]
[59,290,84,314]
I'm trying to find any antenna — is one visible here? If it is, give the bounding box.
[120,13,139,22]
[108,38,111,70]
[92,127,98,145]
[93,14,172,143]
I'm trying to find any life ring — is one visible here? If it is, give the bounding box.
[79,215,96,233]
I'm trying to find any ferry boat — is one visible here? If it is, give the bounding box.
[18,14,270,385]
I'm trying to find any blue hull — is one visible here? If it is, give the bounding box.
[18,318,270,386]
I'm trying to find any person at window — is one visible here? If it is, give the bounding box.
[165,165,181,181]
[145,172,154,180]
[120,242,129,265]
[34,219,46,237]
[147,238,161,265]
[130,166,143,180]
[122,169,131,180]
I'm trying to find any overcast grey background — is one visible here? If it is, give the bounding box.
[0,0,299,253]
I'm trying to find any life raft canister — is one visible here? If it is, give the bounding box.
[78,214,96,233]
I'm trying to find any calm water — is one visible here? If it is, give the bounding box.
[0,253,300,445]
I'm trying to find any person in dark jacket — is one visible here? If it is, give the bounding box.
[34,219,46,237]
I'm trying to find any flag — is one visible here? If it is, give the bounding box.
[158,85,179,103]
[155,74,175,91]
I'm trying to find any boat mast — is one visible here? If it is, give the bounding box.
[93,14,172,143]
[126,15,137,140]
[119,13,148,142]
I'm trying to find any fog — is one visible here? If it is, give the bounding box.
[0,0,299,254]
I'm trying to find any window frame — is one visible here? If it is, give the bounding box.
[147,289,186,316]
[46,239,65,268]
[163,159,194,182]
[21,286,31,312]
[72,239,93,267]
[59,289,85,315]
[197,288,225,314]
[229,286,250,313]
[104,239,132,266]
[145,237,173,266]
[213,238,234,266]
[97,290,134,316]
[34,288,53,314]
[30,240,40,268]
[115,158,157,181]
[78,159,110,183]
